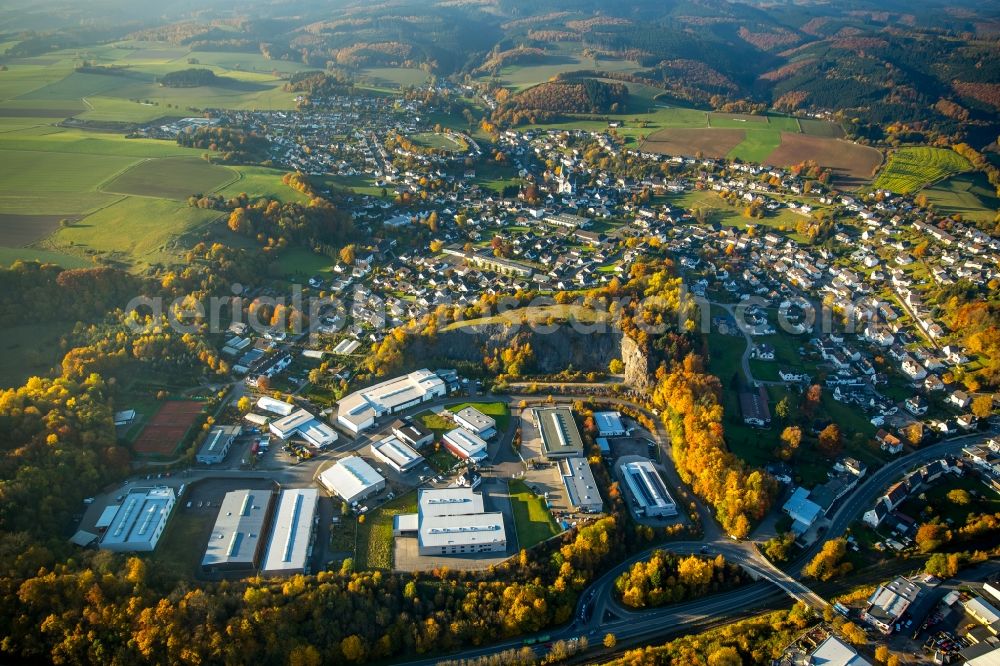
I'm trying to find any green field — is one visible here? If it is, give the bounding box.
[45,197,221,268]
[0,148,134,215]
[727,128,783,163]
[103,157,237,200]
[358,67,431,89]
[508,479,560,548]
[478,52,642,91]
[872,147,972,194]
[355,491,418,570]
[921,173,999,223]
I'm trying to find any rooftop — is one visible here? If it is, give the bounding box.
[261,488,318,574]
[202,490,272,568]
[535,407,585,458]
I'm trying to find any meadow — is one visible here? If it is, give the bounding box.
[921,173,999,222]
[103,157,238,200]
[507,480,560,548]
[871,146,972,194]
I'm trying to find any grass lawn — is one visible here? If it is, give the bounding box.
[0,247,90,269]
[426,446,460,473]
[899,475,1000,526]
[0,148,134,215]
[416,409,455,436]
[872,147,972,194]
[508,479,560,549]
[448,401,511,432]
[355,491,418,570]
[146,509,215,584]
[409,131,465,152]
[274,247,334,281]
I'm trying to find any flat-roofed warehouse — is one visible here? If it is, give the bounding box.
[269,408,337,448]
[196,424,242,464]
[401,488,506,556]
[452,406,497,439]
[594,411,627,438]
[442,427,489,463]
[318,455,385,504]
[620,460,678,517]
[261,488,318,576]
[100,487,176,552]
[534,407,585,459]
[371,435,425,474]
[559,456,603,513]
[201,489,274,573]
[337,369,446,434]
[391,419,433,448]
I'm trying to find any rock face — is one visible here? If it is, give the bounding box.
[409,321,651,389]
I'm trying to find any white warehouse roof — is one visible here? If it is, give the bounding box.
[319,456,384,501]
[262,488,318,575]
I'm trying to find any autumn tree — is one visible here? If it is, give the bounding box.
[818,423,842,458]
[804,538,852,581]
[340,244,356,266]
[840,621,867,645]
[971,394,994,419]
[604,633,617,648]
[915,522,951,553]
[947,489,972,505]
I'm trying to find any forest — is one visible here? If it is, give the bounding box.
[158,68,224,88]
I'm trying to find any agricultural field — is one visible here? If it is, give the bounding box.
[44,197,221,268]
[358,67,430,89]
[920,173,999,223]
[764,133,882,188]
[103,157,237,200]
[641,124,880,188]
[871,146,972,194]
[442,304,610,331]
[508,479,560,549]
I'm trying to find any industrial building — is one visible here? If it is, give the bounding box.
[594,411,627,438]
[391,419,434,449]
[100,487,176,552]
[452,406,497,439]
[261,488,318,576]
[336,369,446,434]
[620,460,677,518]
[318,455,385,504]
[534,407,585,459]
[201,489,274,573]
[394,488,506,556]
[196,425,242,464]
[442,427,489,463]
[256,396,294,416]
[862,577,923,634]
[269,408,337,448]
[559,456,603,513]
[371,435,425,474]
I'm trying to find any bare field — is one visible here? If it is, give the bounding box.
[102,157,237,200]
[764,132,882,188]
[640,128,747,158]
[0,213,73,246]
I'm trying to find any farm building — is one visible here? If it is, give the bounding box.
[559,456,603,513]
[318,456,385,504]
[269,409,337,448]
[196,425,242,464]
[452,406,497,439]
[100,487,176,552]
[442,427,489,463]
[336,369,446,434]
[594,411,626,437]
[261,488,319,576]
[371,435,425,474]
[394,488,506,556]
[620,460,677,518]
[534,407,585,459]
[201,489,274,573]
